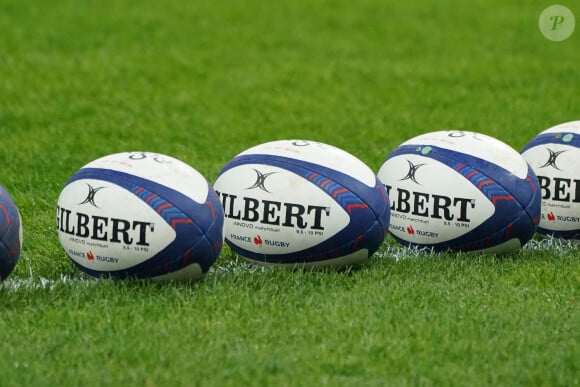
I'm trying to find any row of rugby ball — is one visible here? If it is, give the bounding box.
[1,122,578,281]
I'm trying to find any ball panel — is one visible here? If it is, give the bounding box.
[244,249,369,268]
[237,140,377,187]
[82,152,210,204]
[451,192,539,252]
[378,153,494,245]
[228,217,383,265]
[130,232,220,278]
[520,132,580,152]
[152,263,202,281]
[537,227,579,239]
[67,168,219,237]
[538,120,580,135]
[471,239,522,254]
[219,154,390,224]
[216,164,350,256]
[57,178,175,272]
[401,130,529,178]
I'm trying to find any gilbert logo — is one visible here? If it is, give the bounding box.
[246,169,276,193]
[539,148,566,171]
[400,160,425,184]
[79,184,105,208]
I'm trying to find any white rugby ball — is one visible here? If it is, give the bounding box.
[213,140,391,267]
[521,121,580,239]
[56,152,224,280]
[377,130,541,253]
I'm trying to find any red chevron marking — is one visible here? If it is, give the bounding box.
[491,195,515,205]
[346,203,368,213]
[156,202,172,214]
[170,218,193,229]
[332,188,348,198]
[477,179,494,189]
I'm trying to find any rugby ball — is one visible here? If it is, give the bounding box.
[213,140,390,267]
[56,152,224,280]
[521,121,580,239]
[0,185,23,281]
[377,130,541,253]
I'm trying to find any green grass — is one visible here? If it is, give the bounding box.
[1,246,578,386]
[0,0,579,385]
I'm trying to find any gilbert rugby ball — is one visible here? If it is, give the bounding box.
[56,152,224,280]
[521,121,580,239]
[214,140,390,267]
[0,185,23,281]
[377,130,541,253]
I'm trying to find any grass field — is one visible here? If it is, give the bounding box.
[1,0,578,385]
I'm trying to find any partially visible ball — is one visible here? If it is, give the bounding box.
[521,121,580,239]
[0,185,23,281]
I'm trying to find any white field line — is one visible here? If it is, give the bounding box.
[523,235,579,252]
[0,274,94,292]
[1,237,577,292]
[377,236,579,261]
